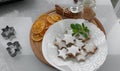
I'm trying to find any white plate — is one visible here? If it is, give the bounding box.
[42,19,108,71]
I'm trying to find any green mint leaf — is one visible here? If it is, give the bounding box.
[82,23,85,28]
[85,28,89,32]
[73,29,79,33]
[71,23,90,39]
[71,24,76,29]
[80,32,88,38]
[76,24,82,30]
[74,24,79,30]
[85,27,89,32]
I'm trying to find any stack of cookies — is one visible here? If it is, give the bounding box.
[54,29,97,62]
[31,14,62,41]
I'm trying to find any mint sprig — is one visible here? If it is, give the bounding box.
[71,23,89,38]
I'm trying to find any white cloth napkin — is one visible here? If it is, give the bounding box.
[0,17,34,55]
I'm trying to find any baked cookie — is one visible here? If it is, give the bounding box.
[47,16,56,24]
[32,20,46,34]
[50,14,62,22]
[39,14,49,20]
[75,39,85,49]
[76,49,87,61]
[31,33,43,41]
[63,34,75,45]
[67,45,80,57]
[54,37,66,49]
[83,42,97,54]
[58,48,68,59]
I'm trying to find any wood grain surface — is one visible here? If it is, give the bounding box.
[30,10,106,66]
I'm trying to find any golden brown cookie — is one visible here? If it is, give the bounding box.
[32,20,46,34]
[47,16,55,24]
[50,14,62,22]
[39,14,49,20]
[31,33,43,41]
[32,13,62,41]
[40,28,47,36]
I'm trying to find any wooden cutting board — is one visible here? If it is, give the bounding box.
[30,10,106,66]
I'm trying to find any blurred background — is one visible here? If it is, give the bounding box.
[0,0,120,19]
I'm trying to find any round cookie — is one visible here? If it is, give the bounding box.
[32,20,46,34]
[31,33,43,41]
[47,16,55,24]
[50,14,62,22]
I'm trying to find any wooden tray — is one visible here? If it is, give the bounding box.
[30,10,106,66]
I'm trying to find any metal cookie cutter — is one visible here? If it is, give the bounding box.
[6,41,22,57]
[1,25,16,40]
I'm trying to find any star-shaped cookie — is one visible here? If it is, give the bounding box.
[58,48,68,59]
[75,39,84,49]
[63,34,75,44]
[76,50,87,61]
[83,42,97,54]
[76,54,86,61]
[54,37,66,49]
[67,45,80,57]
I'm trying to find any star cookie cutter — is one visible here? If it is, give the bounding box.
[1,26,16,40]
